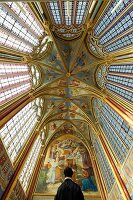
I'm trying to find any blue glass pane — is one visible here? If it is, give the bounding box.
[105,32,133,52]
[99,9,133,45]
[94,0,132,36]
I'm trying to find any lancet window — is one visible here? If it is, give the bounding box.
[0,3,44,53]
[19,136,42,193]
[92,134,115,192]
[93,98,133,164]
[96,64,133,102]
[94,0,132,37]
[0,63,31,106]
[0,63,41,106]
[0,98,43,163]
[99,9,133,45]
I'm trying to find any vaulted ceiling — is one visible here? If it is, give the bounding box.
[26,0,106,146]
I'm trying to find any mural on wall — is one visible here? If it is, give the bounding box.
[0,139,14,198]
[35,136,98,194]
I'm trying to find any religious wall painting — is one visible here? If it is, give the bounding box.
[35,136,98,195]
[72,44,96,73]
[0,140,14,198]
[69,77,81,87]
[73,51,86,71]
[72,96,91,116]
[47,121,65,139]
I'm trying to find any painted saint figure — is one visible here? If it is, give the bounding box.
[46,159,58,184]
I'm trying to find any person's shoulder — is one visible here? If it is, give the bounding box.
[71,181,81,190]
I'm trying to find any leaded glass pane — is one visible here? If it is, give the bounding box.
[0,98,42,163]
[49,2,61,24]
[105,32,133,52]
[19,136,41,193]
[94,0,132,36]
[0,5,38,46]
[97,64,133,102]
[6,2,44,36]
[0,29,32,53]
[92,136,115,192]
[0,63,32,106]
[93,98,133,164]
[99,9,133,45]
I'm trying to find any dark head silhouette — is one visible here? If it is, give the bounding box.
[64,167,73,178]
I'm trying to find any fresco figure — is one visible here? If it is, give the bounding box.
[81,168,97,192]
[35,138,98,194]
[46,159,58,184]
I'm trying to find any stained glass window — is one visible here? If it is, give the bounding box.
[6,2,44,36]
[31,65,40,87]
[0,5,38,45]
[94,0,132,36]
[48,1,89,26]
[104,32,133,52]
[99,9,133,45]
[0,63,32,106]
[49,2,61,24]
[19,136,41,193]
[0,3,45,53]
[106,84,133,102]
[93,98,133,164]
[0,98,43,163]
[76,1,88,25]
[0,30,33,53]
[92,135,115,192]
[96,64,133,102]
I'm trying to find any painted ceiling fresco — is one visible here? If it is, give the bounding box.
[33,39,98,144]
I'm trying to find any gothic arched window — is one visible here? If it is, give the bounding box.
[0,98,43,163]
[19,135,42,193]
[91,133,115,192]
[89,0,132,55]
[96,64,133,103]
[94,0,132,37]
[0,2,44,53]
[0,63,41,106]
[93,98,133,164]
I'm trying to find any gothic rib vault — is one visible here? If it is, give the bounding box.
[0,1,133,200]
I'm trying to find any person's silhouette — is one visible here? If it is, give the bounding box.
[54,167,84,200]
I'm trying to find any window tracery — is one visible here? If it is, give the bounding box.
[96,64,133,102]
[0,98,43,163]
[94,0,132,37]
[0,63,32,106]
[99,9,133,45]
[19,135,42,193]
[0,63,41,106]
[0,3,45,53]
[47,0,90,39]
[91,133,115,192]
[93,98,133,164]
[30,65,41,87]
